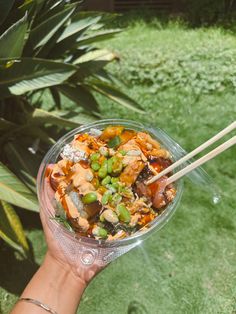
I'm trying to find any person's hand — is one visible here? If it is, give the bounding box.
[40,179,105,285]
[11,182,103,314]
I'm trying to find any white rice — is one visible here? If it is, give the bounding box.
[61,144,87,162]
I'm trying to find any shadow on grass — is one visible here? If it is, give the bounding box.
[0,210,41,296]
[127,300,148,314]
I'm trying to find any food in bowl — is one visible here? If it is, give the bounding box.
[46,125,176,240]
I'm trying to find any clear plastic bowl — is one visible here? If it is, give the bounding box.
[37,119,218,266]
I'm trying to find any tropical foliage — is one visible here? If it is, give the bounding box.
[183,0,236,25]
[0,0,143,257]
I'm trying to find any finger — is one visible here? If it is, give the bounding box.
[40,177,55,229]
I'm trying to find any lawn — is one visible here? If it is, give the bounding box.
[1,15,236,314]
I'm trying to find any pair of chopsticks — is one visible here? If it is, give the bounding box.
[146,121,236,186]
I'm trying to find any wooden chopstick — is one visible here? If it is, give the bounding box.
[166,135,236,185]
[146,121,236,185]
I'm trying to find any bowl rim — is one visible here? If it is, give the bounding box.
[37,119,184,248]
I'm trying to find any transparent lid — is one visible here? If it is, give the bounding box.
[37,119,220,250]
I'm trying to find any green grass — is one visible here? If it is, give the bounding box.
[1,16,236,314]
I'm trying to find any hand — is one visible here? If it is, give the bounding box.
[11,205,99,314]
[40,179,105,285]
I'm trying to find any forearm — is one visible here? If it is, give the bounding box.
[11,252,87,314]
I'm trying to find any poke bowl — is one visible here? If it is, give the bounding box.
[37,119,184,266]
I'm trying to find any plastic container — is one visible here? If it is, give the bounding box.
[37,119,219,267]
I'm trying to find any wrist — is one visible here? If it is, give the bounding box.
[42,251,87,290]
[16,251,87,314]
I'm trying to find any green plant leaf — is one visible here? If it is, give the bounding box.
[58,84,99,112]
[30,108,80,127]
[76,29,121,46]
[33,0,67,26]
[0,0,15,26]
[19,0,45,9]
[72,11,119,25]
[94,69,116,84]
[4,142,38,193]
[50,87,61,109]
[43,0,65,11]
[47,16,102,58]
[0,13,28,58]
[0,118,17,132]
[29,126,56,145]
[0,200,29,257]
[27,3,76,50]
[73,48,118,64]
[73,49,119,79]
[19,0,50,26]
[56,16,101,43]
[54,110,97,124]
[0,58,76,97]
[87,80,144,113]
[0,161,38,211]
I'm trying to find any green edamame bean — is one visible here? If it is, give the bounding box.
[98,227,108,238]
[91,161,100,171]
[111,177,119,184]
[121,187,133,198]
[111,193,122,205]
[110,156,123,175]
[107,158,113,174]
[101,159,108,169]
[119,149,127,156]
[111,156,118,163]
[100,214,105,222]
[101,191,112,205]
[106,184,117,193]
[98,167,107,178]
[118,184,125,193]
[82,192,97,204]
[99,147,109,156]
[98,160,108,178]
[90,152,100,161]
[117,204,131,223]
[101,175,111,186]
[111,182,119,190]
[112,162,123,175]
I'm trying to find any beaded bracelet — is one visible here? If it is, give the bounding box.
[18,297,58,314]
